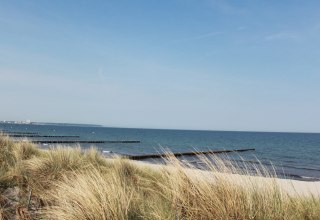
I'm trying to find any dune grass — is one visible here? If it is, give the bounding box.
[0,135,320,219]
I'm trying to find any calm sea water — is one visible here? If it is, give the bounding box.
[1,123,320,181]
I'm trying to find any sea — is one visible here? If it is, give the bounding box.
[1,123,320,181]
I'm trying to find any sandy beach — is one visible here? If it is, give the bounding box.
[134,160,320,198]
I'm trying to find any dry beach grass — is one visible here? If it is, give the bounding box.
[0,135,320,219]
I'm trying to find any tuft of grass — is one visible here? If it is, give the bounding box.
[0,136,40,188]
[41,159,175,220]
[42,168,138,219]
[0,136,17,173]
[0,136,21,189]
[14,141,41,161]
[158,155,320,220]
[24,146,104,197]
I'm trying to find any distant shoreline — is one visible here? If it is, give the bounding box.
[1,121,320,134]
[0,121,102,127]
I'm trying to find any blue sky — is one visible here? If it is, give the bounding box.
[0,0,320,132]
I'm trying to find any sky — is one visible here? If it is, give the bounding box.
[0,0,320,132]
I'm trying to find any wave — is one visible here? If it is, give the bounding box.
[223,158,320,173]
[183,158,320,181]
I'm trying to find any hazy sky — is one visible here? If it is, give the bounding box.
[0,0,320,132]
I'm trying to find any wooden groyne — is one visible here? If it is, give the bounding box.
[126,148,255,160]
[28,140,141,144]
[1,131,38,135]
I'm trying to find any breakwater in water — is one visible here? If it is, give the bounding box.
[125,148,255,160]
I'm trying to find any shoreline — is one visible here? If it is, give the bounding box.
[102,151,320,182]
[132,160,320,197]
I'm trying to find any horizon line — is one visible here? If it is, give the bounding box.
[1,120,319,134]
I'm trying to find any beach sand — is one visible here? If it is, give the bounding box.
[133,160,320,198]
